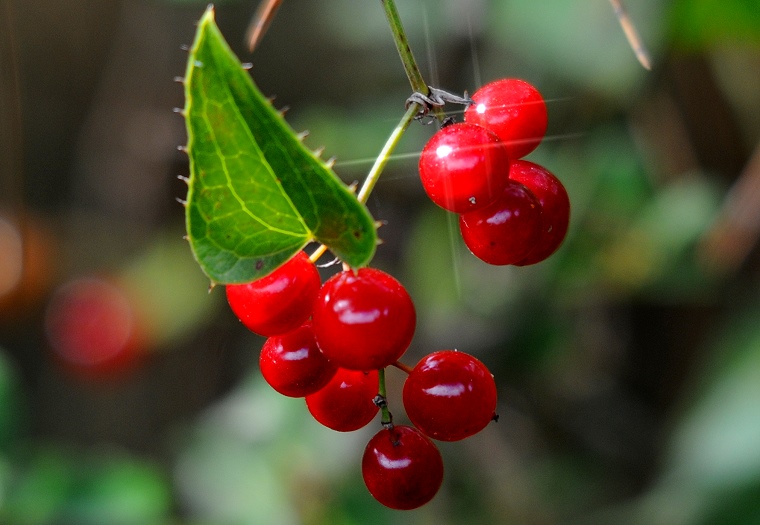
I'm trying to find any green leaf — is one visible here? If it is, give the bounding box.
[183,6,377,284]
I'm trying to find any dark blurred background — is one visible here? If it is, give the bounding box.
[1,0,760,523]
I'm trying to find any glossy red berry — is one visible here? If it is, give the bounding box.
[259,322,337,397]
[226,251,321,337]
[305,368,379,432]
[509,160,570,266]
[418,123,510,213]
[403,350,497,442]
[464,78,548,160]
[362,425,444,510]
[459,180,542,265]
[312,268,415,371]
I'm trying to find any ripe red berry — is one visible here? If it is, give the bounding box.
[305,368,379,432]
[508,160,570,266]
[459,180,542,265]
[362,425,443,510]
[464,78,548,160]
[259,322,337,397]
[418,123,510,213]
[312,268,415,371]
[403,350,497,442]
[225,251,321,337]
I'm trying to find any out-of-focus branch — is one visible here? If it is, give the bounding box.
[609,0,652,70]
[699,140,760,274]
[245,0,283,52]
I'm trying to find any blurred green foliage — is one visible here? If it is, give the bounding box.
[1,0,760,524]
[669,0,760,46]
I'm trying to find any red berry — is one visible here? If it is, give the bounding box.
[403,350,497,442]
[226,251,320,337]
[362,425,444,510]
[509,160,570,266]
[312,268,415,371]
[418,123,510,213]
[305,368,379,432]
[459,180,542,265]
[259,322,337,397]
[464,78,548,160]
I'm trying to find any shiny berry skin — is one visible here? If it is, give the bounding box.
[362,425,444,510]
[509,160,570,266]
[305,368,379,431]
[459,180,542,265]
[418,123,510,213]
[226,251,321,337]
[259,322,337,397]
[464,78,548,160]
[403,350,497,442]
[312,268,415,371]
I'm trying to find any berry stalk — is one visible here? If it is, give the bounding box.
[358,104,418,204]
[309,1,437,265]
[377,367,393,428]
[392,360,413,375]
[309,103,417,265]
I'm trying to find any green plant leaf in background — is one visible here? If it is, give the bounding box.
[669,0,760,47]
[183,6,377,284]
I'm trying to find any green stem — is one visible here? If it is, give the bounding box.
[357,104,417,204]
[380,0,446,121]
[311,0,439,266]
[310,105,416,265]
[378,368,393,427]
[380,0,426,93]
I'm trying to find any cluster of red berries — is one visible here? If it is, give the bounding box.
[225,252,497,510]
[419,78,570,266]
